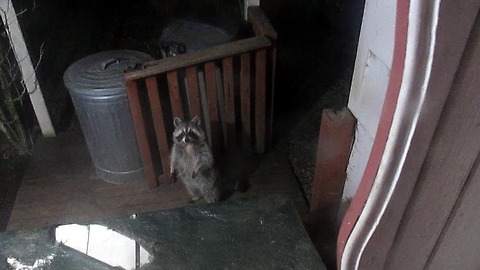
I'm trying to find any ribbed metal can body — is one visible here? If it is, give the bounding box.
[64,50,153,183]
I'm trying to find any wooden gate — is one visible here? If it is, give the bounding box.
[124,6,277,188]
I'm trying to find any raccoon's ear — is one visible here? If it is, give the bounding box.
[173,117,182,127]
[191,116,201,126]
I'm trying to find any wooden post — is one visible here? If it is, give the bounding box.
[307,108,355,269]
[0,0,55,137]
[309,108,355,228]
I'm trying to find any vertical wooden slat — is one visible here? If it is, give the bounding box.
[255,49,267,153]
[222,57,236,146]
[167,71,184,119]
[125,80,157,188]
[186,66,203,121]
[204,62,221,152]
[146,76,171,184]
[268,46,277,147]
[240,53,251,146]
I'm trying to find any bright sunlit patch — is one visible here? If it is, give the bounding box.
[7,254,55,270]
[55,224,152,269]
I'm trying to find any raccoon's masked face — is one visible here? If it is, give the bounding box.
[173,116,205,144]
[160,41,187,58]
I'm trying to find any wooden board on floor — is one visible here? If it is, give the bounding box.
[6,128,306,231]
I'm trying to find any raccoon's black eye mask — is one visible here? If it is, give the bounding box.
[187,129,200,141]
[175,129,200,142]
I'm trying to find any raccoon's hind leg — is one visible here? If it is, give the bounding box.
[169,169,177,183]
[169,153,177,183]
[203,186,219,203]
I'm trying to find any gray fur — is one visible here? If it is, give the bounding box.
[170,116,219,203]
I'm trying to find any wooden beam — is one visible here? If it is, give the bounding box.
[309,108,355,227]
[0,0,55,137]
[307,108,355,269]
[125,36,271,81]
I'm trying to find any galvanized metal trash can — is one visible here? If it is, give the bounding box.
[64,50,153,184]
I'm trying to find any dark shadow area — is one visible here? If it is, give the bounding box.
[216,145,259,201]
[0,154,28,231]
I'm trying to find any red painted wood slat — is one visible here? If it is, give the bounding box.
[167,71,184,119]
[186,66,202,122]
[222,57,236,146]
[267,46,277,147]
[240,53,251,146]
[204,62,221,152]
[255,49,266,153]
[125,80,158,188]
[146,76,171,184]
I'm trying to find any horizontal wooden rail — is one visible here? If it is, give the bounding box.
[125,36,271,81]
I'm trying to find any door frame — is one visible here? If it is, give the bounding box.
[338,0,480,268]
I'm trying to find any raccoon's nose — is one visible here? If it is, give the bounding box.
[185,137,190,143]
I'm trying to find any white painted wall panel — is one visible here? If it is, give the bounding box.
[344,122,375,198]
[343,0,396,200]
[349,0,396,134]
[355,52,391,137]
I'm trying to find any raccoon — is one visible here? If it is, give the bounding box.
[169,116,219,203]
[160,40,187,58]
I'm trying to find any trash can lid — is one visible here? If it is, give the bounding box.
[160,19,235,53]
[63,50,153,97]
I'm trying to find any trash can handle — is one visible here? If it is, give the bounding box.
[102,58,127,70]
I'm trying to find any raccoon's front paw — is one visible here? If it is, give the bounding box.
[188,196,200,204]
[192,170,198,179]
